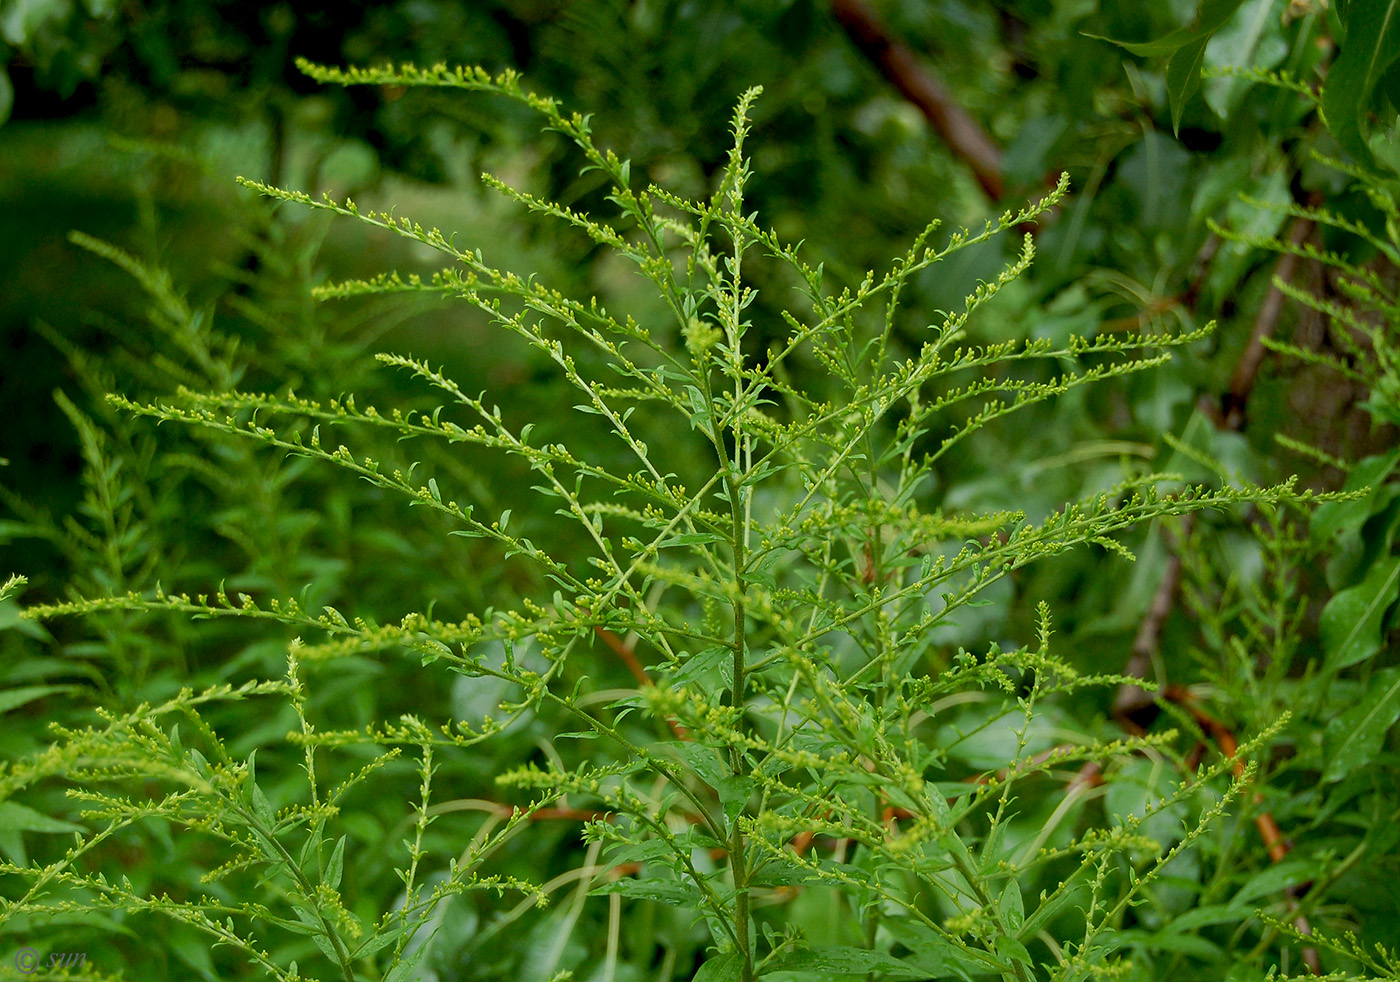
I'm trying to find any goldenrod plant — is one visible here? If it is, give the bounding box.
[2,62,1358,982]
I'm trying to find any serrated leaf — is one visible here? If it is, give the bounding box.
[249,780,276,827]
[1324,668,1400,781]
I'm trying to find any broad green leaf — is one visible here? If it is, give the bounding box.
[1322,0,1400,172]
[1167,37,1213,134]
[1233,856,1327,904]
[1324,667,1400,781]
[591,876,700,904]
[999,878,1024,933]
[747,857,820,887]
[168,928,217,979]
[1159,902,1258,932]
[1320,555,1400,671]
[882,918,1007,974]
[769,946,927,980]
[693,952,743,982]
[1204,0,1289,119]
[718,774,755,825]
[1312,449,1400,541]
[995,935,1034,968]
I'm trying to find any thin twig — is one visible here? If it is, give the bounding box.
[831,0,1004,201]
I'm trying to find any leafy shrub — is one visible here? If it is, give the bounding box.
[1,61,1371,982]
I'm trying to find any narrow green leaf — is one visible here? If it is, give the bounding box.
[0,685,74,715]
[0,802,87,835]
[326,835,347,891]
[1233,857,1325,905]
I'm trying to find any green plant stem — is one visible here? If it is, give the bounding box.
[238,801,356,982]
[724,459,753,980]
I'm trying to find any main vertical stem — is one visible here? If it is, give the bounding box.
[726,461,752,982]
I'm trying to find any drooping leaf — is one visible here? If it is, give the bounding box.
[1085,0,1249,57]
[1084,0,1248,131]
[1166,36,1213,134]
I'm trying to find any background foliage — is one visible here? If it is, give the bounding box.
[1,1,1398,980]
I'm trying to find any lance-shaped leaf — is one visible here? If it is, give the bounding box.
[1084,0,1247,133]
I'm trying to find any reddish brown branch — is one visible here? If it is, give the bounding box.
[1113,517,1192,730]
[831,0,1004,201]
[592,625,689,739]
[593,626,651,687]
